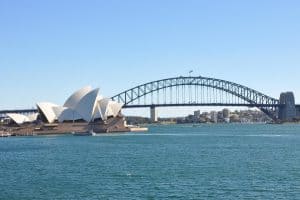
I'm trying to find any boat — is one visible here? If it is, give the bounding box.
[72,132,92,136]
[72,129,96,136]
[0,132,11,137]
[90,130,97,136]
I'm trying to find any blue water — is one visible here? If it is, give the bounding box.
[1,124,300,199]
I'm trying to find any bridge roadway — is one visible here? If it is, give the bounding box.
[123,103,283,108]
[0,104,300,114]
[0,104,286,114]
[0,104,299,122]
[0,103,290,115]
[1,104,298,117]
[0,109,37,115]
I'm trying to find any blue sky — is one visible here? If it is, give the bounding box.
[0,0,299,117]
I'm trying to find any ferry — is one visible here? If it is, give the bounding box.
[72,130,97,136]
[0,131,11,137]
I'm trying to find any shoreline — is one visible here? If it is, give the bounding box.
[0,117,148,137]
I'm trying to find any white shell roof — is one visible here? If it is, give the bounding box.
[63,86,93,109]
[7,113,30,124]
[108,101,123,117]
[98,98,110,120]
[74,88,99,122]
[58,108,83,122]
[36,102,59,123]
[93,101,103,120]
[52,106,65,117]
[97,98,123,120]
[7,113,38,125]
[27,113,39,121]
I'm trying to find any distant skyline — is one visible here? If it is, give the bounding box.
[0,0,299,117]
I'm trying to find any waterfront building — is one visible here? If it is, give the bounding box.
[194,110,201,119]
[7,86,123,125]
[222,109,230,119]
[230,114,240,123]
[210,111,218,123]
[37,86,123,124]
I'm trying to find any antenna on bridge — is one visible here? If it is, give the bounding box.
[189,70,193,77]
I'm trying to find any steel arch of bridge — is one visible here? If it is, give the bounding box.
[112,76,280,120]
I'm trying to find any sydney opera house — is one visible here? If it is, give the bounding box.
[3,86,140,135]
[36,86,123,124]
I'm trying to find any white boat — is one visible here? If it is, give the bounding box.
[89,130,97,136]
[0,132,11,137]
[72,130,96,136]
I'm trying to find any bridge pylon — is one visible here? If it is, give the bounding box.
[150,106,158,123]
[278,92,297,121]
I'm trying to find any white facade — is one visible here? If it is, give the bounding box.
[36,102,60,123]
[58,108,82,122]
[7,113,38,125]
[74,88,99,122]
[99,98,123,120]
[36,86,123,123]
[63,86,92,109]
[27,113,39,121]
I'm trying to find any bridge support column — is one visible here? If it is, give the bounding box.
[150,106,158,123]
[296,106,300,119]
[278,92,296,122]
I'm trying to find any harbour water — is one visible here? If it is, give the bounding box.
[1,124,300,199]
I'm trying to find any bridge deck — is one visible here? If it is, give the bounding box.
[0,109,37,115]
[1,105,299,115]
[123,103,282,108]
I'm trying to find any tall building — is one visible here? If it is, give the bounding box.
[210,111,218,123]
[222,109,230,119]
[194,110,201,118]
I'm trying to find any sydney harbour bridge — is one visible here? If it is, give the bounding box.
[1,76,300,122]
